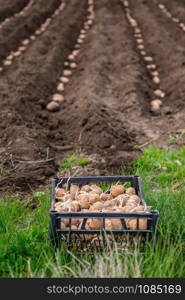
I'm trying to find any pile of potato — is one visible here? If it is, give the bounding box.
[54,183,149,231]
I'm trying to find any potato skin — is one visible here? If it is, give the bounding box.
[129,195,141,204]
[81,185,92,192]
[90,201,104,211]
[90,185,103,195]
[88,193,100,204]
[125,187,136,195]
[70,184,79,199]
[87,218,103,230]
[110,185,125,197]
[127,218,147,230]
[100,193,112,201]
[55,187,66,198]
[105,219,122,230]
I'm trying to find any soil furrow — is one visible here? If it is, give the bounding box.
[159,0,185,20]
[0,0,33,31]
[47,0,160,171]
[1,0,185,193]
[0,0,61,62]
[0,0,88,191]
[129,0,185,111]
[0,0,29,23]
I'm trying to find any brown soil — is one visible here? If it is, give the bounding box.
[0,0,185,193]
[0,0,60,61]
[0,0,29,23]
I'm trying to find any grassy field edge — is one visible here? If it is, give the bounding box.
[0,147,185,278]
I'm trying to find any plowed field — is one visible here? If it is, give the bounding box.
[1,0,185,192]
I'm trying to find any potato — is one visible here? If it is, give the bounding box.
[154,89,165,98]
[62,218,70,226]
[22,39,30,46]
[110,185,125,197]
[77,193,88,201]
[125,200,137,208]
[7,54,14,60]
[90,201,104,211]
[125,187,136,195]
[71,225,78,230]
[132,205,145,212]
[129,195,141,204]
[136,39,143,44]
[68,54,75,61]
[129,19,137,27]
[79,34,86,39]
[71,201,80,212]
[77,38,83,44]
[70,63,77,69]
[87,218,103,230]
[52,94,64,103]
[105,219,112,230]
[102,208,113,212]
[134,33,142,38]
[55,187,66,198]
[63,193,72,201]
[35,30,41,35]
[150,99,162,112]
[60,76,69,84]
[90,185,103,195]
[146,64,156,70]
[55,204,65,212]
[70,184,79,199]
[75,44,81,49]
[109,198,118,207]
[19,46,27,52]
[61,221,66,229]
[63,70,72,77]
[105,219,122,230]
[103,200,113,208]
[4,60,12,66]
[87,19,93,26]
[77,194,90,209]
[54,202,62,211]
[137,45,144,50]
[140,51,146,56]
[88,193,100,204]
[79,200,90,209]
[114,194,130,206]
[144,56,153,62]
[57,83,65,92]
[100,193,112,201]
[80,29,86,34]
[71,218,80,225]
[81,185,92,192]
[152,76,160,85]
[127,218,147,230]
[151,71,159,77]
[13,51,21,57]
[134,28,141,33]
[57,201,79,212]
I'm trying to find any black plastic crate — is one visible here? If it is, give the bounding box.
[49,176,159,248]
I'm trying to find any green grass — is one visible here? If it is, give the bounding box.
[59,154,89,171]
[0,147,184,277]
